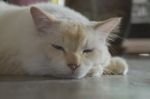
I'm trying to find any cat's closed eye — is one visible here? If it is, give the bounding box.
[52,44,65,52]
[83,49,93,53]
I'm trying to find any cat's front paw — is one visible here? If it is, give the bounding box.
[87,65,103,77]
[103,57,128,75]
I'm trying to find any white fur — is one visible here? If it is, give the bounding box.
[0,2,127,78]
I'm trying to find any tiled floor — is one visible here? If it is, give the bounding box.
[0,56,150,99]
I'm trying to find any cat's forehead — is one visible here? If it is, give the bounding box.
[59,21,91,39]
[57,21,94,50]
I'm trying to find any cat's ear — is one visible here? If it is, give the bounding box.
[92,18,121,39]
[30,7,56,33]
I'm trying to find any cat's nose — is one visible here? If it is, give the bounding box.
[67,63,80,71]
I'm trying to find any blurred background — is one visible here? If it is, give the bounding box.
[2,0,150,56]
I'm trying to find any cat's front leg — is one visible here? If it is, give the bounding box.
[87,65,104,77]
[103,57,128,75]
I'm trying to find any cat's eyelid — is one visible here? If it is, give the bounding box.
[83,48,94,53]
[52,44,65,52]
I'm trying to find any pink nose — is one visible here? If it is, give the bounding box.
[67,64,80,71]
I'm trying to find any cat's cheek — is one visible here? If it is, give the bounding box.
[48,64,71,77]
[91,47,111,66]
[76,60,94,78]
[73,69,90,79]
[83,51,102,64]
[47,47,64,58]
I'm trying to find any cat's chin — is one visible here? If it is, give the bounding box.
[52,76,84,79]
[49,73,87,79]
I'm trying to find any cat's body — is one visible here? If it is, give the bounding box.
[0,1,128,78]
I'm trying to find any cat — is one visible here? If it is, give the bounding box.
[0,1,128,79]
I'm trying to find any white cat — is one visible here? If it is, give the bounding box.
[0,1,128,79]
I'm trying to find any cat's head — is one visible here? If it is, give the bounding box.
[30,7,121,79]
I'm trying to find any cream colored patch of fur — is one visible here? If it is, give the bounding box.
[103,57,128,75]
